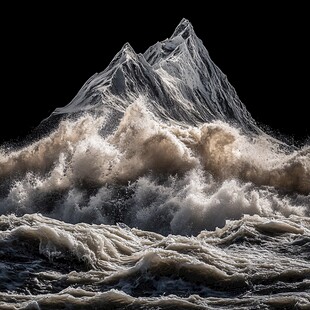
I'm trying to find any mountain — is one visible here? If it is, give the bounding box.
[44,18,261,134]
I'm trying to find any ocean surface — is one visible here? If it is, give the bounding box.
[0,19,309,309]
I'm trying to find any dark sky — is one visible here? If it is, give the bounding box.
[1,4,309,146]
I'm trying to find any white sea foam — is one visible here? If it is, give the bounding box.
[0,99,309,235]
[0,213,309,308]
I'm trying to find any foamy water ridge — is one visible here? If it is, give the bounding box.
[0,99,309,235]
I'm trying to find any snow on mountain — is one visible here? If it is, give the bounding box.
[48,18,261,133]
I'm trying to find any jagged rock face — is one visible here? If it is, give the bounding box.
[51,18,259,133]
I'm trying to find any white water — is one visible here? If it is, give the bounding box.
[1,100,309,234]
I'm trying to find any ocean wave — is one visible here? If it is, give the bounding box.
[0,99,309,235]
[0,213,309,308]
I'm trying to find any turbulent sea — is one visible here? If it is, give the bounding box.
[1,19,310,309]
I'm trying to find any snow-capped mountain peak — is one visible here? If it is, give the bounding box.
[104,42,140,73]
[171,18,194,39]
[49,18,260,134]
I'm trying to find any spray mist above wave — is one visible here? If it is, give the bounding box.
[0,98,309,235]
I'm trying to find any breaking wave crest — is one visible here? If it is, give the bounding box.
[0,98,309,235]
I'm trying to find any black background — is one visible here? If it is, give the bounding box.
[1,4,309,146]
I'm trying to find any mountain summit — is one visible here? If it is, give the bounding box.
[49,19,259,132]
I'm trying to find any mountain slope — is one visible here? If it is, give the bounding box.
[47,18,261,133]
[144,18,258,130]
